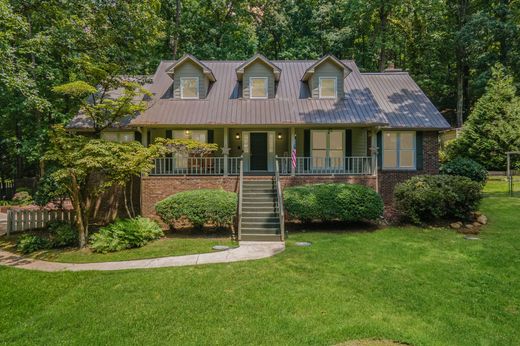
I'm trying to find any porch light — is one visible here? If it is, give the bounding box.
[277,132,283,140]
[184,129,190,136]
[235,133,241,140]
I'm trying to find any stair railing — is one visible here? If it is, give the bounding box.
[275,156,285,241]
[238,156,244,241]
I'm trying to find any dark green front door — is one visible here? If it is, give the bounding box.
[250,133,268,170]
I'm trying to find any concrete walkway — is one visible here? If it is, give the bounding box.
[0,241,285,272]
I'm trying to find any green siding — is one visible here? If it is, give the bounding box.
[310,61,344,99]
[173,60,208,99]
[243,61,276,99]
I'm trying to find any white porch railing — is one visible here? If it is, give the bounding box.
[150,157,241,176]
[277,156,373,175]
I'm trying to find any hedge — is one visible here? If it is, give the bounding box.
[283,183,383,222]
[155,189,237,229]
[394,175,482,224]
[440,157,488,183]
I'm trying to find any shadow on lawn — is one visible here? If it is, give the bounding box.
[286,220,380,234]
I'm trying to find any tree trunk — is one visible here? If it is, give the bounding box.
[123,183,133,219]
[172,0,181,59]
[70,175,87,248]
[455,0,469,128]
[129,178,135,218]
[378,2,389,72]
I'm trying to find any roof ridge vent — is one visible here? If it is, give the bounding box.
[384,62,403,73]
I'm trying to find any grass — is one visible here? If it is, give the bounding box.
[1,182,519,345]
[0,233,236,263]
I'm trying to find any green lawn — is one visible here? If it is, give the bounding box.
[0,234,236,263]
[1,188,520,345]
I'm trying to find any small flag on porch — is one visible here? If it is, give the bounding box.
[291,135,297,169]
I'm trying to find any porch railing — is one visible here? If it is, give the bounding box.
[274,159,285,241]
[277,156,373,175]
[150,157,241,176]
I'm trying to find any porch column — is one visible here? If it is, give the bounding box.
[290,127,296,176]
[371,128,379,193]
[223,127,229,176]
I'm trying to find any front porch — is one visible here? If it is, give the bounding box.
[144,127,377,177]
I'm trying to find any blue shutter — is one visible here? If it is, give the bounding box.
[377,131,382,169]
[345,129,352,157]
[416,131,423,170]
[208,130,214,144]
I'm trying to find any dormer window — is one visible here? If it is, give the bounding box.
[319,77,337,99]
[250,77,268,99]
[180,77,199,99]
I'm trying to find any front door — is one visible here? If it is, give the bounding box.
[250,133,268,170]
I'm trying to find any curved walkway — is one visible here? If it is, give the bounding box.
[0,241,285,272]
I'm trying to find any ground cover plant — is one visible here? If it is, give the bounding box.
[0,181,518,345]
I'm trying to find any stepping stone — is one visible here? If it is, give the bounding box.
[212,245,230,251]
[295,241,312,247]
[464,235,480,240]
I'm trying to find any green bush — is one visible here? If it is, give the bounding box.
[16,234,48,254]
[440,157,488,183]
[394,175,482,224]
[11,191,33,206]
[90,217,164,253]
[155,189,237,229]
[283,183,384,222]
[47,221,77,248]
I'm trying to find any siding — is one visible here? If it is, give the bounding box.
[243,61,276,99]
[310,61,345,99]
[173,60,208,99]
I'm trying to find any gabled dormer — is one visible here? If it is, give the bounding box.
[236,54,281,99]
[167,54,216,99]
[301,55,351,99]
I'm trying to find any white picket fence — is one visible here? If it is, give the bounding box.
[6,209,75,236]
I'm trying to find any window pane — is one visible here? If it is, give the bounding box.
[191,131,207,143]
[329,150,343,168]
[383,132,397,150]
[400,150,414,168]
[312,131,327,149]
[320,78,336,98]
[312,150,327,168]
[400,132,414,150]
[329,130,343,150]
[181,78,198,98]
[120,132,134,143]
[101,132,118,142]
[383,150,397,168]
[251,78,267,98]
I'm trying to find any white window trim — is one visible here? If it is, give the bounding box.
[319,77,337,99]
[382,131,416,170]
[180,77,199,99]
[249,77,268,99]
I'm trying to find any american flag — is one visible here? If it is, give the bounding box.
[291,135,297,168]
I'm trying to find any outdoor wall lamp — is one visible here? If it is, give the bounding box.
[277,132,283,140]
[235,133,241,140]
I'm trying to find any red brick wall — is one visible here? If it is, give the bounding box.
[378,131,440,203]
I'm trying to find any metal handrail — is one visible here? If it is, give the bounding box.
[237,157,244,241]
[275,157,285,241]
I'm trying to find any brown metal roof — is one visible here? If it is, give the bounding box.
[68,59,449,130]
[361,72,450,129]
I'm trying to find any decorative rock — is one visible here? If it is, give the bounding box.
[477,215,488,225]
[212,245,230,251]
[473,221,481,227]
[464,235,480,240]
[473,211,482,217]
[465,224,474,229]
[450,222,463,229]
[295,241,312,247]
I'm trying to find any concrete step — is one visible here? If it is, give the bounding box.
[242,192,276,197]
[241,234,282,241]
[241,216,279,222]
[242,212,278,218]
[241,221,280,228]
[241,227,280,234]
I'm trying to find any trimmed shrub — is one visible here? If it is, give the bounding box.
[283,183,384,222]
[47,221,77,248]
[155,189,237,229]
[11,191,33,206]
[394,175,482,224]
[90,217,164,253]
[440,157,488,183]
[16,234,48,254]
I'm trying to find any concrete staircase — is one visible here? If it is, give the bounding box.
[240,179,282,241]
